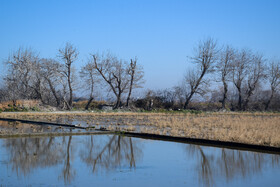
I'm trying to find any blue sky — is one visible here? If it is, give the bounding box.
[0,0,280,89]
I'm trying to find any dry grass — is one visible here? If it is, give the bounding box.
[1,112,280,147]
[0,100,40,110]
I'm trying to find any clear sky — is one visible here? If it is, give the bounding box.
[0,0,279,89]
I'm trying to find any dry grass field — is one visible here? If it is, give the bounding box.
[0,100,40,110]
[0,112,280,147]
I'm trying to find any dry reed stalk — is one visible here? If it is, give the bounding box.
[1,112,280,146]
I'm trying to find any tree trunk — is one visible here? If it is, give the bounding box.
[34,86,44,104]
[221,80,228,109]
[243,88,254,111]
[63,97,71,110]
[85,96,94,110]
[265,91,274,111]
[126,61,135,107]
[237,87,242,110]
[184,91,194,109]
[67,67,73,109]
[47,79,60,107]
[184,68,207,110]
[126,83,133,107]
[126,85,133,107]
[243,98,250,111]
[114,95,121,109]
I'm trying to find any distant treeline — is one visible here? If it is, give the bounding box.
[0,38,279,111]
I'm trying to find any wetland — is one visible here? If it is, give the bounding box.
[1,112,280,186]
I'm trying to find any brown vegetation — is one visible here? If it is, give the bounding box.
[0,100,40,110]
[1,112,279,147]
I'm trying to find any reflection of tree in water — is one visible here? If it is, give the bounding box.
[4,136,64,176]
[79,135,142,173]
[186,145,214,186]
[5,135,76,184]
[4,134,141,184]
[59,136,76,185]
[185,144,280,186]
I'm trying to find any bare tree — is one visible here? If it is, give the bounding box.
[231,49,265,110]
[184,38,219,109]
[40,58,63,107]
[184,69,207,108]
[216,46,235,109]
[242,54,265,110]
[126,57,144,107]
[59,76,72,110]
[4,48,43,104]
[91,52,143,109]
[231,49,251,110]
[58,43,78,110]
[80,62,100,110]
[172,85,186,108]
[265,60,280,110]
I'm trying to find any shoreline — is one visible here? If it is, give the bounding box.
[0,111,280,152]
[0,123,279,155]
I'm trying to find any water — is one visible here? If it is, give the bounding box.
[0,135,279,187]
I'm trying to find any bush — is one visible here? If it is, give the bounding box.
[30,107,40,111]
[3,106,28,112]
[73,100,106,110]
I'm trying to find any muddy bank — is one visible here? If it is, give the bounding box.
[0,118,108,138]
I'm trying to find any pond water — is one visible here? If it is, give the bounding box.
[0,135,280,187]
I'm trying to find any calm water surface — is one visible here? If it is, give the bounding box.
[0,135,280,187]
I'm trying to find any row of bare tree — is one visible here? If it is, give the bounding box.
[0,43,79,110]
[0,43,144,110]
[136,38,280,111]
[0,39,279,111]
[182,38,280,111]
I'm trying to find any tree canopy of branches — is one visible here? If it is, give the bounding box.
[126,57,144,107]
[58,43,78,110]
[231,49,265,110]
[90,53,144,109]
[242,53,265,110]
[80,62,100,110]
[40,58,63,107]
[216,46,235,109]
[4,48,42,105]
[231,49,251,110]
[265,60,280,110]
[184,38,219,109]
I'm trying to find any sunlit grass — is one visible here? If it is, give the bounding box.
[1,111,280,147]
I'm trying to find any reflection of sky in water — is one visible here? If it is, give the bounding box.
[0,135,280,187]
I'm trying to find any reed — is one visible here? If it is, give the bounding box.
[1,111,280,147]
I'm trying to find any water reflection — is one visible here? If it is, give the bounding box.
[2,135,280,186]
[79,135,140,173]
[4,136,64,176]
[3,135,141,185]
[60,136,75,184]
[184,144,280,186]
